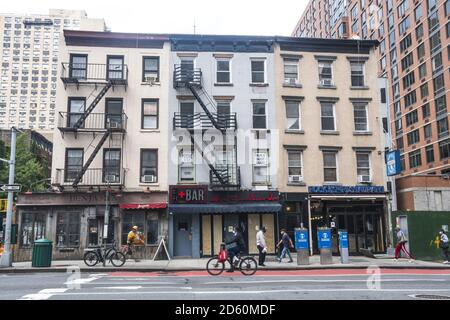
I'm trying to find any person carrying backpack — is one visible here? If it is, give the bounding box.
[438,229,449,264]
[276,229,294,263]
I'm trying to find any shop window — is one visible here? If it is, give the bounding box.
[56,212,80,248]
[146,215,159,245]
[20,212,46,247]
[121,213,145,245]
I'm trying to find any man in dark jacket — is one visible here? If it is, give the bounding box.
[225,226,246,272]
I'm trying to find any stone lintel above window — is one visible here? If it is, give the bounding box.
[314,55,337,61]
[213,53,234,58]
[346,56,369,62]
[316,96,339,102]
[352,147,376,152]
[213,95,234,101]
[283,145,307,150]
[349,97,372,103]
[281,53,303,60]
[282,95,304,101]
[319,146,342,151]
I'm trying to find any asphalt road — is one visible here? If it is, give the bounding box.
[2,269,450,300]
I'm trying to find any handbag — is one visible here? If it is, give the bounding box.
[218,249,228,262]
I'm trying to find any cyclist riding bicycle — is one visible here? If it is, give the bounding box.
[225,226,246,273]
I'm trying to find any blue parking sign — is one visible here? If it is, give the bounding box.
[295,229,309,250]
[317,229,331,249]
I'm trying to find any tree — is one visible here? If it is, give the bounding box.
[0,133,46,193]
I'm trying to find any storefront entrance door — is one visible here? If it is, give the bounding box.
[174,215,192,257]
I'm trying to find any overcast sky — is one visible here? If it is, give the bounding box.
[1,0,308,36]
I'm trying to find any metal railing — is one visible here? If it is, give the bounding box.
[57,112,127,131]
[61,63,128,84]
[210,165,241,187]
[173,112,237,130]
[173,65,202,88]
[54,168,125,186]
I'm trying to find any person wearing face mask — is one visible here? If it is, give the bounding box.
[438,229,449,264]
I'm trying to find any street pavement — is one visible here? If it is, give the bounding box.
[2,269,450,300]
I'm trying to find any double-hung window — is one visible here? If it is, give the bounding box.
[353,102,368,132]
[287,150,303,183]
[356,153,371,182]
[103,149,121,183]
[142,56,159,82]
[216,58,231,84]
[285,100,301,131]
[140,149,157,183]
[409,150,422,168]
[179,148,194,182]
[65,148,83,182]
[283,58,299,85]
[320,102,336,131]
[67,97,85,128]
[69,54,87,79]
[318,60,333,86]
[252,101,267,129]
[323,151,338,182]
[141,99,158,129]
[107,55,124,80]
[350,61,365,87]
[253,150,270,184]
[251,59,265,84]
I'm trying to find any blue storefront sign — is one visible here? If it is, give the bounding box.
[294,229,309,250]
[308,185,385,194]
[317,229,332,249]
[339,230,348,249]
[386,150,401,176]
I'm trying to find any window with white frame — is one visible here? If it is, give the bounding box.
[350,61,365,87]
[318,60,333,86]
[216,58,231,83]
[285,100,301,130]
[252,101,267,129]
[283,58,299,85]
[320,102,336,131]
[323,151,338,182]
[178,148,194,182]
[253,150,270,184]
[287,150,303,183]
[356,152,371,182]
[353,102,369,132]
[251,59,265,83]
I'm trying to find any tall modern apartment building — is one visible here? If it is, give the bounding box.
[0,9,106,137]
[293,0,450,212]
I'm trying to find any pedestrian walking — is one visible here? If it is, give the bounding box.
[276,229,294,263]
[256,226,267,266]
[394,226,414,262]
[438,229,449,264]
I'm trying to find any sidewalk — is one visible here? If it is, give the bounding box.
[2,254,450,273]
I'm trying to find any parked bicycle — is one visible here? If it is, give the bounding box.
[206,243,258,276]
[83,240,126,267]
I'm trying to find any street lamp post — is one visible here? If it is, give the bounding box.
[0,127,18,267]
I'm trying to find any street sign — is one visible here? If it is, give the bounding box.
[294,228,309,250]
[386,150,401,176]
[0,184,21,192]
[339,230,349,249]
[317,228,332,249]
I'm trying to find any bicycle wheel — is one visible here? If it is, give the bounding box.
[239,257,258,276]
[110,251,126,267]
[206,257,225,276]
[83,251,99,267]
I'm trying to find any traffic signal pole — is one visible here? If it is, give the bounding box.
[0,127,17,267]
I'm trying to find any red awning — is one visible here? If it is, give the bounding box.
[119,203,167,210]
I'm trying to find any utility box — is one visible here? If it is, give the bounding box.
[31,239,53,267]
[2,223,17,244]
[317,227,332,265]
[339,230,349,264]
[294,228,309,265]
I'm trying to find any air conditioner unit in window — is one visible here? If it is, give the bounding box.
[105,174,119,183]
[357,175,371,183]
[288,175,303,183]
[321,79,333,86]
[285,78,298,85]
[144,76,157,84]
[142,175,157,183]
[108,121,121,129]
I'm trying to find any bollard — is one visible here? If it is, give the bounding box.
[294,228,309,265]
[317,227,332,265]
[339,230,349,264]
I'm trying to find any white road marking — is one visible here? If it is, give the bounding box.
[18,288,68,300]
[95,286,143,290]
[64,276,100,285]
[205,278,447,285]
[95,286,192,290]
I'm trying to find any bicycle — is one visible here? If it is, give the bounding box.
[206,243,258,276]
[83,240,126,267]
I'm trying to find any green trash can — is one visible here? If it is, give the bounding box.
[32,239,53,267]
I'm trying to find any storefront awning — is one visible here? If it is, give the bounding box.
[119,203,167,210]
[168,203,281,214]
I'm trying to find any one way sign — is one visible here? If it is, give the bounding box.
[1,184,22,192]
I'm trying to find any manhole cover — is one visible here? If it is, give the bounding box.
[410,294,450,300]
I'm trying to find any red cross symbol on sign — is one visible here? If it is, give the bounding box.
[178,191,186,199]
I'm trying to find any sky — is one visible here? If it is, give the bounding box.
[1,0,308,36]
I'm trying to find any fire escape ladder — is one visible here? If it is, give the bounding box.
[71,130,111,187]
[190,135,226,185]
[187,83,222,130]
[73,81,113,130]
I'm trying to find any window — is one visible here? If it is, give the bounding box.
[179,148,194,182]
[430,31,441,53]
[67,98,85,128]
[350,62,365,87]
[428,11,439,32]
[397,0,409,17]
[420,83,429,99]
[402,71,415,89]
[253,150,270,184]
[406,110,418,126]
[415,23,424,39]
[323,151,338,182]
[121,213,145,245]
[426,145,435,163]
[107,55,124,80]
[146,215,159,245]
[435,95,447,116]
[433,74,445,94]
[356,153,371,181]
[422,103,430,118]
[400,34,412,52]
[321,102,335,131]
[409,150,422,168]
[65,149,83,182]
[318,60,333,86]
[418,63,427,79]
[283,58,299,85]
[141,99,158,129]
[446,0,450,16]
[432,52,443,71]
[20,212,46,247]
[415,4,423,21]
[140,149,157,183]
[103,149,121,183]
[142,56,159,82]
[437,117,449,137]
[417,43,426,60]
[285,100,301,130]
[56,212,80,248]
[399,16,410,35]
[427,0,437,11]
[397,136,404,151]
[251,59,265,83]
[252,101,267,129]
[424,124,432,140]
[216,58,231,83]
[407,129,420,145]
[69,54,87,79]
[287,150,303,182]
[105,98,123,129]
[353,102,368,132]
[404,90,417,107]
[439,139,450,159]
[401,53,414,70]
